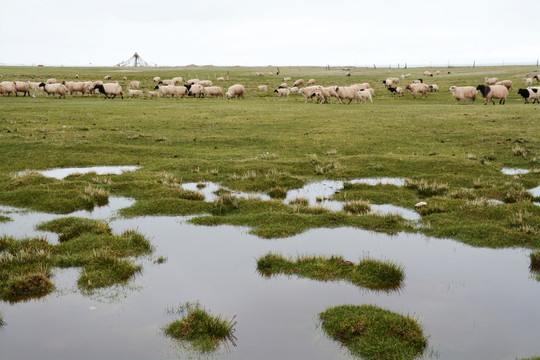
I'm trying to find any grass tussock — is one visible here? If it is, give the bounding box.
[268,186,288,199]
[343,200,371,214]
[530,251,540,273]
[405,179,449,196]
[319,304,427,360]
[504,186,533,203]
[212,194,240,215]
[164,302,237,353]
[256,253,404,291]
[84,185,109,207]
[0,218,152,301]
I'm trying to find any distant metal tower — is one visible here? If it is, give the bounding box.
[116,52,156,67]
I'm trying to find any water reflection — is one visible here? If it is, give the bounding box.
[26,165,141,179]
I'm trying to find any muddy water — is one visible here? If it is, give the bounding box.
[0,199,539,360]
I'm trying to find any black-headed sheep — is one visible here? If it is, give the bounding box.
[91,83,123,99]
[39,82,68,98]
[476,84,507,105]
[274,88,290,97]
[517,87,540,104]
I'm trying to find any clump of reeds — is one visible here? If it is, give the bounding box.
[343,200,371,214]
[405,179,448,196]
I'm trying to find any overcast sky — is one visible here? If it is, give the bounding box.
[0,0,536,67]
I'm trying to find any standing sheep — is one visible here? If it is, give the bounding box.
[172,77,183,84]
[123,76,128,81]
[128,81,140,89]
[258,85,268,91]
[449,86,477,104]
[429,84,439,92]
[423,71,433,77]
[225,84,245,99]
[517,87,540,104]
[476,84,508,105]
[484,77,498,85]
[203,86,224,97]
[46,78,57,84]
[278,83,288,88]
[145,90,160,98]
[495,80,513,89]
[199,80,213,87]
[62,81,90,97]
[387,87,403,96]
[187,84,205,97]
[274,88,290,97]
[289,86,299,94]
[283,77,292,82]
[523,78,533,86]
[534,75,540,83]
[334,86,361,104]
[91,83,123,99]
[293,79,304,87]
[127,89,143,98]
[217,77,225,82]
[104,75,111,80]
[307,79,316,85]
[405,83,429,98]
[14,81,31,97]
[38,82,68,98]
[0,81,17,96]
[357,90,373,103]
[153,76,161,83]
[298,85,323,103]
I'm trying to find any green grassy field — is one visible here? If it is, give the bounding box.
[0,65,538,248]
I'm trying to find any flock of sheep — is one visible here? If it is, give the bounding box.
[1,72,539,105]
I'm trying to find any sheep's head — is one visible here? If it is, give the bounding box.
[517,88,529,98]
[154,85,160,90]
[38,82,45,87]
[449,86,456,92]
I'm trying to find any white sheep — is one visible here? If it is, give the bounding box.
[46,78,57,84]
[476,84,508,105]
[350,83,370,91]
[258,85,268,91]
[495,80,513,89]
[104,75,111,80]
[62,81,90,97]
[523,78,533,86]
[534,75,540,83]
[145,90,160,98]
[91,83,123,99]
[274,88,290,97]
[334,86,361,104]
[27,81,43,93]
[75,74,79,79]
[203,86,224,97]
[0,81,17,96]
[155,85,187,98]
[127,89,143,98]
[484,77,498,85]
[278,83,288,88]
[217,77,225,82]
[429,84,439,92]
[293,79,304,87]
[283,77,292,82]
[310,90,326,104]
[357,90,373,103]
[14,81,31,97]
[387,86,403,96]
[423,71,433,77]
[199,80,213,87]
[298,85,323,103]
[226,84,245,99]
[449,86,477,104]
[187,84,205,97]
[289,86,299,94]
[39,82,68,98]
[401,73,411,79]
[123,76,128,81]
[172,77,183,84]
[185,79,200,86]
[434,71,440,75]
[160,79,175,86]
[153,76,161,83]
[307,79,316,85]
[383,77,399,88]
[405,83,429,98]
[128,81,140,89]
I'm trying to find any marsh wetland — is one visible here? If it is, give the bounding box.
[0,65,539,359]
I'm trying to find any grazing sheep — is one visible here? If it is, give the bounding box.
[91,83,123,99]
[534,75,540,83]
[186,83,205,97]
[357,89,373,103]
[185,79,200,86]
[154,85,177,98]
[413,79,423,84]
[429,84,439,92]
[75,74,79,79]
[278,83,288,89]
[268,72,273,76]
[127,89,143,98]
[14,81,31,96]
[172,77,183,84]
[401,74,411,79]
[62,81,89,97]
[123,76,128,81]
[449,86,477,104]
[128,81,140,89]
[289,86,299,94]
[434,71,440,75]
[495,80,513,89]
[145,90,160,98]
[387,87,403,96]
[217,77,225,82]
[299,85,323,103]
[258,85,268,91]
[225,84,245,99]
[350,83,370,91]
[274,88,290,97]
[0,81,17,96]
[293,79,304,87]
[38,82,68,98]
[405,83,429,98]
[159,79,175,86]
[153,76,161,83]
[46,78,57,84]
[320,86,337,103]
[203,86,224,97]
[255,72,264,76]
[307,79,316,85]
[523,78,533,86]
[517,87,540,104]
[283,77,291,82]
[476,84,508,105]
[334,85,361,104]
[199,80,213,87]
[423,71,433,77]
[383,77,399,88]
[310,90,326,104]
[484,77,498,85]
[104,75,111,80]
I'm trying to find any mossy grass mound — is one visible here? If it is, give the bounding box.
[319,304,427,360]
[164,302,237,353]
[257,253,404,291]
[0,218,152,301]
[530,251,540,273]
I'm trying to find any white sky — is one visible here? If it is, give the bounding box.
[0,0,536,67]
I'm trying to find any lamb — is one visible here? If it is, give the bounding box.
[203,86,224,97]
[199,80,213,87]
[38,82,68,98]
[62,81,89,97]
[484,77,498,85]
[429,84,439,92]
[153,77,161,83]
[278,83,288,88]
[383,77,399,88]
[449,86,477,104]
[225,84,245,99]
[258,85,268,91]
[145,90,160,98]
[320,86,337,103]
[123,76,128,81]
[187,83,205,97]
[127,89,143,98]
[334,85,361,104]
[274,88,290,97]
[434,71,440,75]
[91,83,123,99]
[310,90,326,104]
[172,77,183,84]
[128,81,140,89]
[0,81,17,96]
[46,78,57,84]
[405,83,429,98]
[27,81,43,93]
[401,73,411,79]
[307,79,316,85]
[423,71,433,77]
[357,89,373,103]
[476,84,508,105]
[523,78,533,86]
[495,80,513,89]
[299,85,323,103]
[387,87,403,96]
[283,77,292,82]
[14,81,31,96]
[217,77,225,82]
[293,79,304,87]
[289,86,299,94]
[517,87,540,104]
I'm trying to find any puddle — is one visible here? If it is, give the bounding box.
[0,206,538,360]
[501,168,530,175]
[28,165,141,179]
[181,182,271,202]
[529,185,540,198]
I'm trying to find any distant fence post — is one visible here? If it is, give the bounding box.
[473,60,476,68]
[373,64,377,69]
